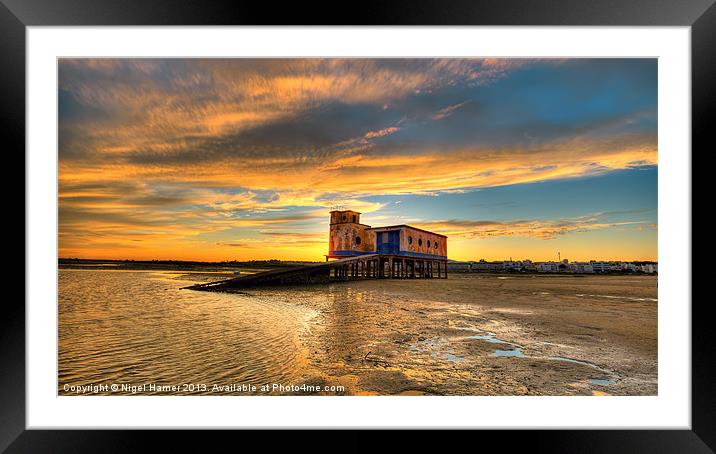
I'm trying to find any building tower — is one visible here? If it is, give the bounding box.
[327,210,374,259]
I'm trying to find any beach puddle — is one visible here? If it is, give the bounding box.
[492,348,525,357]
[414,329,619,386]
[549,357,619,386]
[464,332,525,357]
[467,336,620,386]
[465,333,511,344]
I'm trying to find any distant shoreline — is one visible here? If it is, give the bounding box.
[58,258,320,272]
[58,258,657,276]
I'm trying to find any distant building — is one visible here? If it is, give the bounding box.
[447,261,473,271]
[472,260,506,272]
[327,210,447,261]
[590,261,621,273]
[536,261,563,272]
[444,256,655,275]
[569,262,594,273]
[503,260,523,272]
[621,262,638,272]
[522,260,536,272]
[640,263,658,274]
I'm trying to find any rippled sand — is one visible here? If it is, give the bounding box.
[59,269,316,395]
[59,270,657,396]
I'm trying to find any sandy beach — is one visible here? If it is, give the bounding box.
[220,273,658,396]
[59,268,657,396]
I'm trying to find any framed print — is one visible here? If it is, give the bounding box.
[6,0,711,450]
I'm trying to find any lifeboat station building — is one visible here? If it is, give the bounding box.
[326,210,448,279]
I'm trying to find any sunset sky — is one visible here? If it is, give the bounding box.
[58,58,657,262]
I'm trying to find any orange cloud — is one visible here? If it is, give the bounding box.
[364,127,400,139]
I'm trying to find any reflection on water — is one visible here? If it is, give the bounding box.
[59,269,317,395]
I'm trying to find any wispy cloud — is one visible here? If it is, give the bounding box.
[414,214,650,240]
[364,126,401,139]
[432,101,470,120]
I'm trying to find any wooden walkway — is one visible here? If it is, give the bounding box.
[185,254,447,291]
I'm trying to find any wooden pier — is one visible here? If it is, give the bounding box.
[185,254,448,291]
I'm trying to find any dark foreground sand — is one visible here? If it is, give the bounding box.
[272,273,657,396]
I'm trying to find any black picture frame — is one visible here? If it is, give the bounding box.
[4,0,709,451]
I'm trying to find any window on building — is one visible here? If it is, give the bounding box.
[352,215,357,222]
[418,238,423,246]
[342,214,347,221]
[434,241,439,249]
[427,240,431,248]
[355,236,362,245]
[408,236,413,244]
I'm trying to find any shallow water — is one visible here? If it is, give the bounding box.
[492,349,525,357]
[58,269,317,395]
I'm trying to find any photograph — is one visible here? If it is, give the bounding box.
[57,57,658,397]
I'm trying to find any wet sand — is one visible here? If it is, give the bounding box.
[59,269,656,396]
[229,273,657,396]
